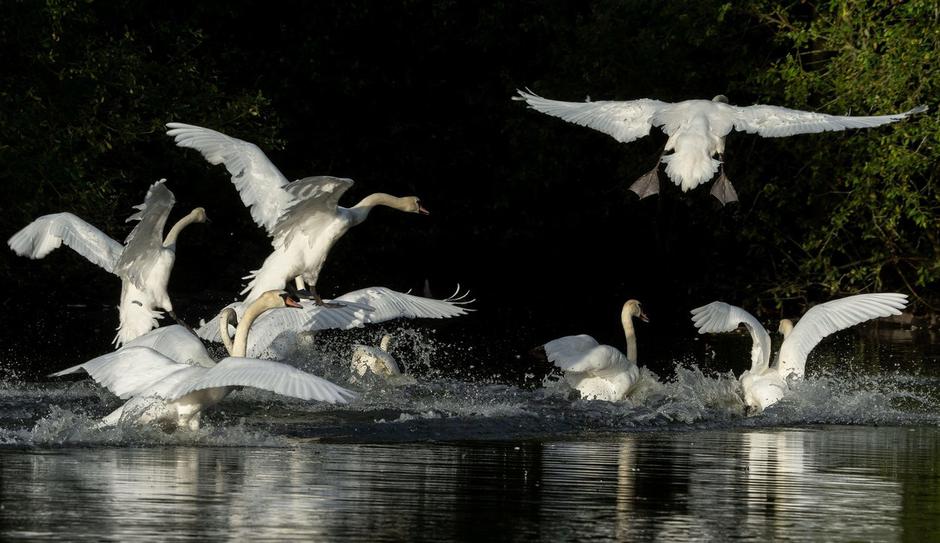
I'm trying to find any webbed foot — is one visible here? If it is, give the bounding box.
[629,167,661,199]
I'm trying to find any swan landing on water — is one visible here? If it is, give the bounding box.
[51,290,357,431]
[690,293,908,412]
[8,179,207,346]
[541,300,649,402]
[515,89,927,205]
[165,122,429,307]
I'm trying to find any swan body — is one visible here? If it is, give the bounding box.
[516,89,927,203]
[52,290,356,430]
[165,122,428,305]
[691,293,908,412]
[196,285,474,359]
[8,180,206,346]
[351,334,401,380]
[543,300,648,402]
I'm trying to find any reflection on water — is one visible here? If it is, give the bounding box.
[1,427,938,541]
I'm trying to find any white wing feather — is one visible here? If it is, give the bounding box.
[49,346,192,400]
[114,179,175,289]
[778,293,908,379]
[516,89,666,143]
[732,104,927,138]
[690,301,771,372]
[167,357,357,404]
[124,325,216,368]
[543,334,624,373]
[7,212,123,273]
[166,122,295,234]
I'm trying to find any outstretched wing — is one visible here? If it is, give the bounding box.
[114,179,175,288]
[167,357,357,404]
[543,334,622,373]
[124,325,216,368]
[271,176,355,246]
[516,89,667,143]
[690,301,771,373]
[778,293,908,379]
[8,212,123,273]
[732,104,927,138]
[166,122,294,234]
[50,346,190,400]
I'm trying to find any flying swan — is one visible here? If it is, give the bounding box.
[165,122,429,306]
[196,285,475,359]
[690,293,907,412]
[51,290,357,431]
[8,179,207,346]
[541,299,649,402]
[515,89,927,204]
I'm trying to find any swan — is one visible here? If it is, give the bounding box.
[51,290,357,431]
[690,293,908,412]
[8,179,207,346]
[541,299,649,402]
[350,334,401,381]
[196,285,474,359]
[515,89,927,204]
[165,122,429,306]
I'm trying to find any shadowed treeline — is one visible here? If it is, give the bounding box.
[1,1,936,376]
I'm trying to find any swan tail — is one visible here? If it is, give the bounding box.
[661,140,720,192]
[114,303,162,348]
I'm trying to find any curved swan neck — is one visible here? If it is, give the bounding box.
[163,209,203,247]
[231,297,280,357]
[219,308,237,356]
[621,313,638,363]
[350,193,411,218]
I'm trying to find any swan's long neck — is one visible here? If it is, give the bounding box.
[163,210,202,247]
[231,297,279,357]
[779,319,794,340]
[348,193,409,224]
[219,308,237,356]
[621,312,638,364]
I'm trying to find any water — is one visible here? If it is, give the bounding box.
[0,323,938,540]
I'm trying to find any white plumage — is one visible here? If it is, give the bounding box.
[8,180,207,346]
[51,290,356,431]
[165,122,428,306]
[516,89,927,204]
[196,286,474,359]
[542,300,648,402]
[690,293,908,412]
[350,334,402,381]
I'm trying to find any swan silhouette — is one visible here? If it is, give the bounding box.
[165,122,428,306]
[691,293,907,412]
[52,290,356,431]
[8,179,206,345]
[516,90,927,204]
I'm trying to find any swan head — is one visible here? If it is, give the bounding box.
[257,289,303,310]
[778,318,794,338]
[712,95,730,104]
[188,207,209,223]
[622,299,649,323]
[403,196,430,215]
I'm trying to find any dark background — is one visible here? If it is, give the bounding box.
[1,1,936,379]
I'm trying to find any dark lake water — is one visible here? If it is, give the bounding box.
[1,322,938,541]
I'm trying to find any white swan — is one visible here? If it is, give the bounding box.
[51,290,357,431]
[8,179,207,346]
[542,299,648,402]
[196,285,474,359]
[691,293,908,412]
[165,122,429,305]
[351,334,401,381]
[515,90,927,204]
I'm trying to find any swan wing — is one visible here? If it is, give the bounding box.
[732,104,927,138]
[124,325,216,368]
[516,89,667,143]
[690,301,771,372]
[167,357,358,404]
[114,179,176,289]
[543,334,622,373]
[7,212,123,273]
[49,346,191,400]
[778,293,908,379]
[166,122,294,234]
[271,176,355,246]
